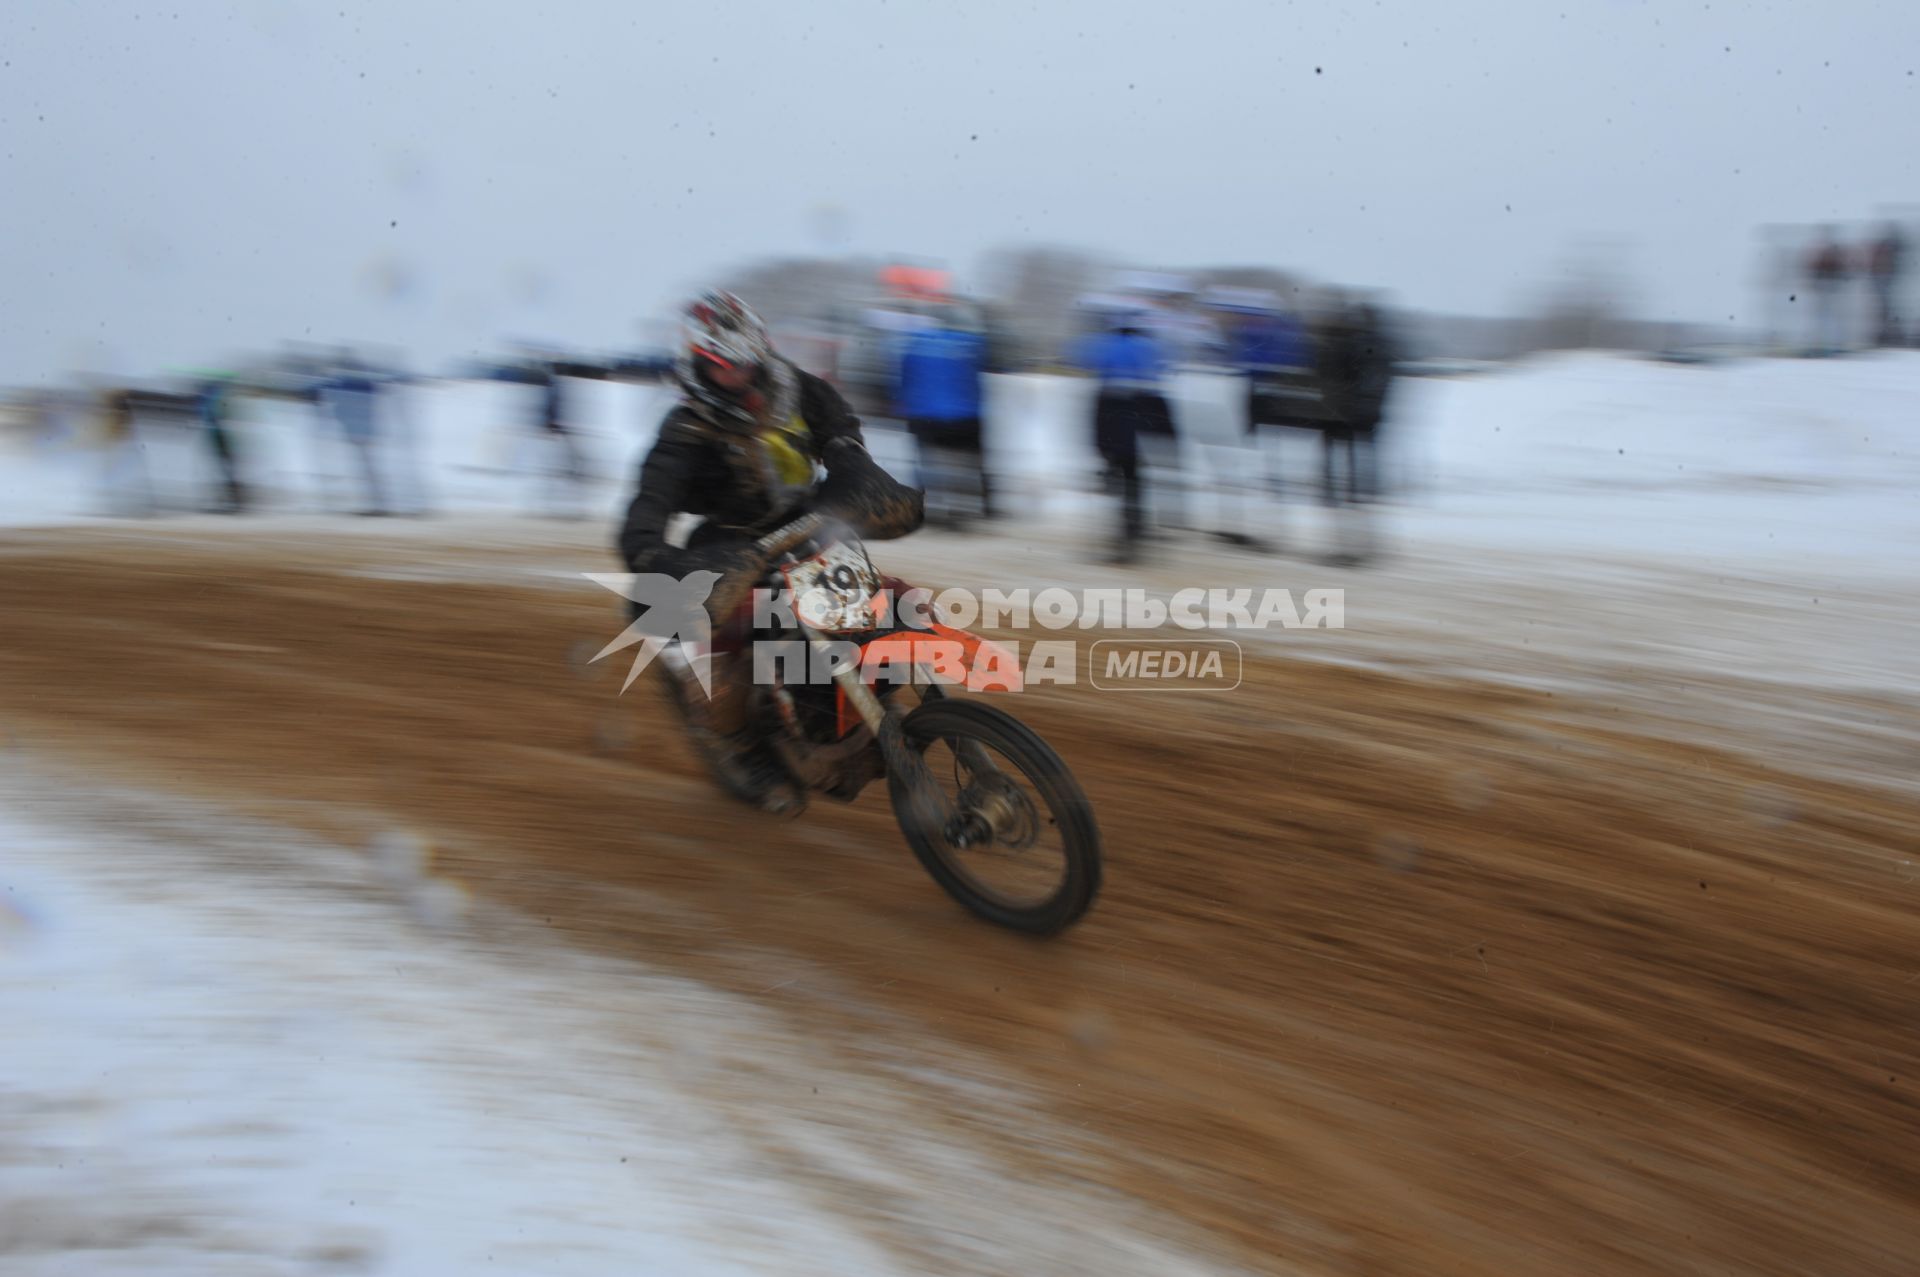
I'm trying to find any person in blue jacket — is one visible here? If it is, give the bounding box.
[895,316,992,526]
[1071,314,1176,563]
[1232,305,1319,517]
[1235,309,1311,409]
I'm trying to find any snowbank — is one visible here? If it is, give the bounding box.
[5,353,1919,574]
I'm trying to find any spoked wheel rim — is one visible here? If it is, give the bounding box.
[889,697,1101,933]
[915,729,1073,912]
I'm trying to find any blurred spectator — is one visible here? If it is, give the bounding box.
[1142,296,1225,366]
[376,357,433,517]
[95,386,154,517]
[1237,303,1316,454]
[835,304,933,421]
[194,376,248,514]
[1313,298,1397,563]
[976,300,1020,375]
[314,354,391,516]
[1866,223,1907,348]
[491,351,635,519]
[527,358,595,519]
[1071,314,1176,564]
[1099,297,1199,530]
[1805,229,1850,357]
[895,316,992,527]
[1199,302,1319,548]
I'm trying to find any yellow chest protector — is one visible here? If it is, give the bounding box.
[758,413,816,491]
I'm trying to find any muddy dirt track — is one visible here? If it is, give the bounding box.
[3,525,1918,1276]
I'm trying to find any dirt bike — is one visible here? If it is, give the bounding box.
[662,511,1102,935]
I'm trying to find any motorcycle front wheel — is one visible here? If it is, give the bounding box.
[888,697,1102,935]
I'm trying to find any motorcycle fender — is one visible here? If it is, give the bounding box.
[851,624,1025,696]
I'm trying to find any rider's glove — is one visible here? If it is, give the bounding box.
[815,437,925,541]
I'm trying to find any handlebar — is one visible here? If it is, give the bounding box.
[752,512,824,561]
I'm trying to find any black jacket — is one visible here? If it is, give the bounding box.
[618,369,875,575]
[1315,311,1396,433]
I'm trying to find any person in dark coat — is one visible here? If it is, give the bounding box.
[1312,299,1397,564]
[1866,223,1908,348]
[490,352,612,518]
[1315,300,1395,505]
[195,377,248,514]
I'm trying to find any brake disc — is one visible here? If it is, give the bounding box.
[957,773,1038,851]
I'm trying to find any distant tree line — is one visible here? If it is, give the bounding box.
[713,240,1729,369]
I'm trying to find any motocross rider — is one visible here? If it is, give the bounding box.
[617,291,923,815]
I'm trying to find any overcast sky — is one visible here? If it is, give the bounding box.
[1,0,1914,382]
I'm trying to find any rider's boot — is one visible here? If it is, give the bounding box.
[663,646,807,818]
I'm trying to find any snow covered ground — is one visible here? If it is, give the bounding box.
[1384,351,1920,573]
[0,769,1240,1276]
[0,773,880,1275]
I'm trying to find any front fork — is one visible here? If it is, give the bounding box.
[793,621,956,840]
[798,624,1002,849]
